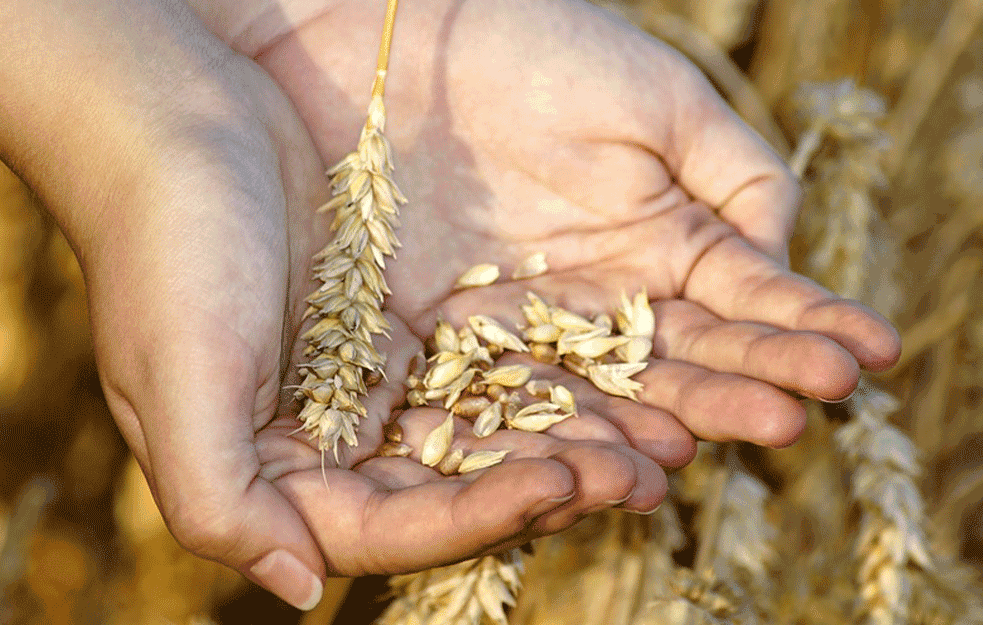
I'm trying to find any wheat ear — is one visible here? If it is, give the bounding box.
[294,0,404,462]
[376,550,525,625]
[789,79,900,308]
[837,380,931,625]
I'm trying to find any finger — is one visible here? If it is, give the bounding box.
[683,235,902,371]
[611,446,667,514]
[654,52,801,263]
[593,402,697,469]
[635,358,807,449]
[278,458,575,575]
[107,332,326,612]
[651,299,860,401]
[526,445,661,534]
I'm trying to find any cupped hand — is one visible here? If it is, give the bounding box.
[239,0,900,454]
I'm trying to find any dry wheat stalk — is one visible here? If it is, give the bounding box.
[667,447,772,625]
[787,74,983,625]
[836,380,983,625]
[293,0,403,462]
[509,506,684,625]
[635,490,762,625]
[707,469,777,617]
[646,567,755,625]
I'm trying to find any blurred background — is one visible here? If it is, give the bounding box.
[0,0,980,623]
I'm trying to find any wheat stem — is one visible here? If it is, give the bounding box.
[789,118,826,178]
[693,461,730,574]
[371,0,400,99]
[884,0,983,176]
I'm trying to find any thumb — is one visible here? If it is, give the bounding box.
[103,329,326,611]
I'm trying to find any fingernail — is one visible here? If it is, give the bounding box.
[629,503,662,515]
[530,492,575,516]
[250,550,323,611]
[604,489,635,506]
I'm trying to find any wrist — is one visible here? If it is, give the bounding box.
[0,0,241,251]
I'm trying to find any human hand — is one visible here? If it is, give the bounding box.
[224,0,901,454]
[0,0,676,611]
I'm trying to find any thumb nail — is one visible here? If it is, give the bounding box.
[250,550,323,611]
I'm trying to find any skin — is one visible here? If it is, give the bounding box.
[0,0,900,610]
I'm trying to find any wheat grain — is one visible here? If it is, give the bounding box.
[436,448,465,476]
[586,362,646,400]
[378,442,413,458]
[472,401,504,438]
[455,263,501,289]
[451,396,492,418]
[512,252,549,279]
[481,364,533,387]
[421,412,455,468]
[468,316,530,353]
[459,450,510,473]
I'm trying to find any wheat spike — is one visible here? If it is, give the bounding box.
[376,550,525,625]
[790,80,899,306]
[836,380,942,625]
[293,0,403,462]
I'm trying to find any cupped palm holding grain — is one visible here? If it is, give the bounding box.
[0,0,900,613]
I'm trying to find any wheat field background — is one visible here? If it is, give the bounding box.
[0,0,981,623]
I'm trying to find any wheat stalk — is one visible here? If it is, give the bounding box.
[832,378,983,625]
[293,0,403,463]
[687,448,778,609]
[648,446,771,625]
